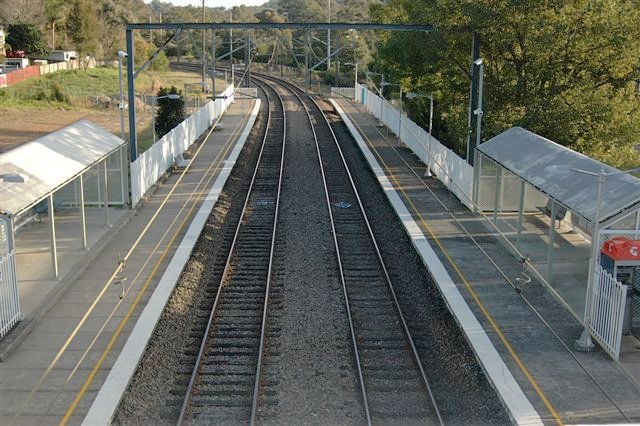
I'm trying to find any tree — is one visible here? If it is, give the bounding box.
[6,23,48,56]
[43,0,67,49]
[155,86,185,140]
[370,0,640,168]
[66,0,99,63]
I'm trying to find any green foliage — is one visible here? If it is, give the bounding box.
[67,0,99,59]
[44,0,68,49]
[154,85,185,140]
[151,51,170,71]
[371,0,640,168]
[6,23,49,56]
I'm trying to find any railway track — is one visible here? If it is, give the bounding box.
[260,75,444,425]
[176,79,286,425]
[168,65,443,423]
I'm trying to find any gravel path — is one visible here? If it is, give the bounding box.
[257,85,361,425]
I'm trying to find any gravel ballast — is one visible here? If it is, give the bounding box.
[113,99,268,425]
[321,98,511,425]
[256,86,361,425]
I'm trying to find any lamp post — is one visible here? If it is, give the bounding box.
[151,94,181,143]
[574,166,640,351]
[472,58,484,160]
[117,51,128,143]
[407,92,433,176]
[344,62,358,101]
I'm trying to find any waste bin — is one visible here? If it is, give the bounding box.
[601,237,640,334]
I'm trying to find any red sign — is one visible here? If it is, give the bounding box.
[601,237,640,261]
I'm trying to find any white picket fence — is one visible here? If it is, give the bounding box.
[0,251,20,338]
[588,265,627,359]
[131,84,235,206]
[354,83,474,208]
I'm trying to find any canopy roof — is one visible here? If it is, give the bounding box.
[477,127,640,225]
[0,120,125,217]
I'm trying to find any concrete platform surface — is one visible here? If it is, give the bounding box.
[334,97,640,425]
[0,98,256,425]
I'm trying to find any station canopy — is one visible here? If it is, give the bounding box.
[477,127,640,225]
[0,120,125,217]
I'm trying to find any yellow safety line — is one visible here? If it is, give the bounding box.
[344,104,563,425]
[59,103,255,425]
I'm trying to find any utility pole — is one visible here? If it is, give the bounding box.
[230,10,233,86]
[305,30,310,90]
[245,35,250,88]
[202,0,206,90]
[211,30,216,96]
[327,0,331,70]
[466,32,480,165]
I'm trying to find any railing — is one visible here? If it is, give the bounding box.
[588,265,627,359]
[131,84,235,206]
[0,251,21,338]
[354,83,474,209]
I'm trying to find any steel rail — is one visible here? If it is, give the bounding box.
[248,78,287,426]
[271,74,444,425]
[176,81,284,425]
[253,74,374,425]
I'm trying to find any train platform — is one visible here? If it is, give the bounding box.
[0,98,258,425]
[332,97,640,425]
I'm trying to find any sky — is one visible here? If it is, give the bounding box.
[148,0,268,7]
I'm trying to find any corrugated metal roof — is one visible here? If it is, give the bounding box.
[0,120,125,216]
[477,127,640,224]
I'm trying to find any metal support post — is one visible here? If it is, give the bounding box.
[103,160,110,227]
[48,194,58,278]
[398,90,403,139]
[229,11,234,85]
[425,95,433,177]
[516,180,525,249]
[467,32,480,165]
[494,166,501,224]
[79,173,87,249]
[577,170,605,351]
[547,200,557,280]
[472,151,481,211]
[327,0,331,70]
[201,0,206,89]
[244,35,250,88]
[474,59,484,159]
[126,29,138,161]
[211,30,216,96]
[304,30,310,90]
[379,75,384,126]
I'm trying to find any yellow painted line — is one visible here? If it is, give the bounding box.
[59,102,254,425]
[344,103,563,425]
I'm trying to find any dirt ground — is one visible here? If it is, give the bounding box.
[0,109,153,153]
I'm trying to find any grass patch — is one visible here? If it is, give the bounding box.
[0,66,215,111]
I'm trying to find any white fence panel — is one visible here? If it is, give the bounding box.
[331,87,355,99]
[0,251,21,338]
[588,265,627,359]
[355,83,474,208]
[131,84,235,206]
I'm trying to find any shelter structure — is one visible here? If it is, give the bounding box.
[473,127,640,359]
[0,120,127,338]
